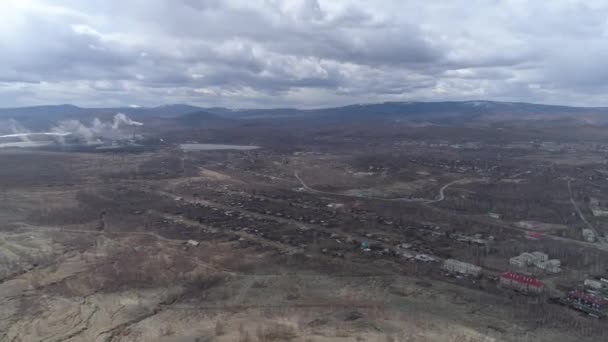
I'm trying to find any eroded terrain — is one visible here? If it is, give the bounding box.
[3,118,608,342]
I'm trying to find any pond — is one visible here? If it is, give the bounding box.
[179,143,260,151]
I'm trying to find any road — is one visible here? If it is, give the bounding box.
[295,171,471,204]
[567,180,606,246]
[289,171,608,252]
[509,170,531,179]
[136,186,402,254]
[206,163,294,182]
[425,179,467,204]
[159,212,303,255]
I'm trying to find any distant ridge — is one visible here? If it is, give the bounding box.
[174,110,226,126]
[3,101,608,127]
[0,104,82,117]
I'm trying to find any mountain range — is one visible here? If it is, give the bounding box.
[2,101,608,129]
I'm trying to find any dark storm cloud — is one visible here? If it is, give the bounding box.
[2,0,608,107]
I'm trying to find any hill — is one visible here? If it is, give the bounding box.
[4,101,608,129]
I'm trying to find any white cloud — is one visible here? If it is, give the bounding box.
[2,0,608,107]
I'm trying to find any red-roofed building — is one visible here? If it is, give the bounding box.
[499,272,544,294]
[526,232,544,240]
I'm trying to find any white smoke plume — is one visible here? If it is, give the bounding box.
[0,113,143,147]
[112,113,143,129]
[0,132,69,139]
[0,119,32,141]
[0,119,67,148]
[51,113,143,144]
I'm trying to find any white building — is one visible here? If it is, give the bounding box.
[510,251,558,272]
[509,255,527,268]
[585,279,605,290]
[488,213,502,219]
[187,239,200,247]
[535,259,561,273]
[415,254,436,262]
[520,252,537,265]
[513,251,548,266]
[530,251,549,263]
[583,229,596,242]
[443,259,482,277]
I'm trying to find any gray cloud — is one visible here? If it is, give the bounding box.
[2,0,608,108]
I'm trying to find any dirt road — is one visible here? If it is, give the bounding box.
[567,180,606,246]
[295,171,476,204]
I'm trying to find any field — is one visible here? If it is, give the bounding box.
[3,114,608,341]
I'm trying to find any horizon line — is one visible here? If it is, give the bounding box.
[3,100,608,111]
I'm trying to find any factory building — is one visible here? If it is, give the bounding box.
[509,255,527,267]
[499,272,544,294]
[535,259,561,273]
[509,251,559,273]
[561,290,608,317]
[518,252,536,265]
[443,259,482,278]
[530,251,549,263]
[510,251,547,267]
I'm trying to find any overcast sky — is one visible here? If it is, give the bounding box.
[1,0,608,108]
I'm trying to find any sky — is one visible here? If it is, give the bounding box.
[1,0,608,108]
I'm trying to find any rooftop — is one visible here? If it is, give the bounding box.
[569,290,608,306]
[501,272,544,288]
